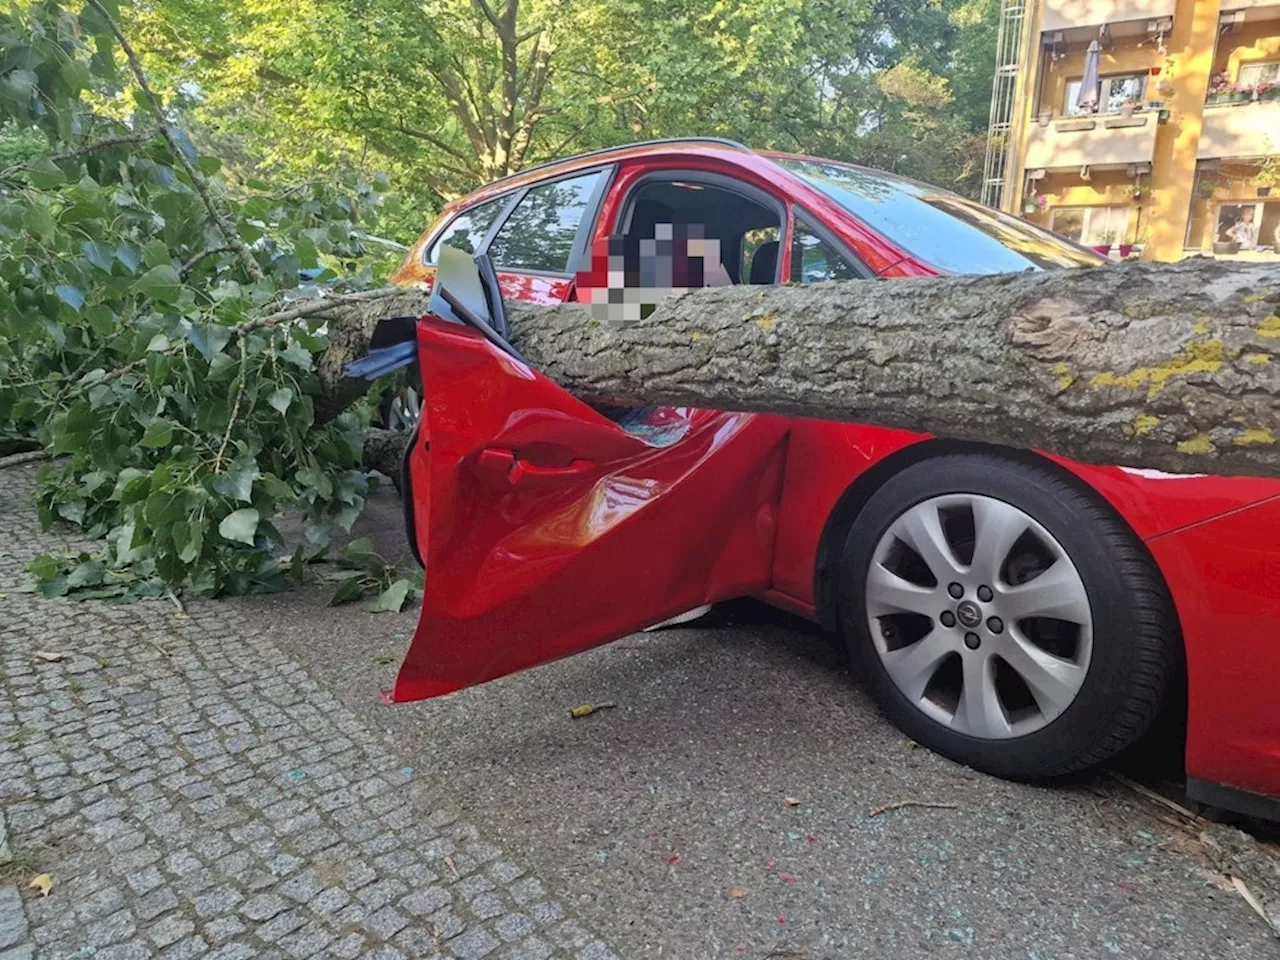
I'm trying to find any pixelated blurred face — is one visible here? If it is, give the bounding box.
[576,222,730,322]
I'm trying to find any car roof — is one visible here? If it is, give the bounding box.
[448,138,793,211]
[444,139,961,218]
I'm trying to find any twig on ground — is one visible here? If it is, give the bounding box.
[0,451,49,470]
[867,800,959,818]
[1231,875,1280,936]
[568,702,617,719]
[1108,772,1201,822]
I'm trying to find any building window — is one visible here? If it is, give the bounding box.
[1050,205,1131,246]
[1238,61,1280,89]
[1216,202,1279,251]
[1064,74,1146,116]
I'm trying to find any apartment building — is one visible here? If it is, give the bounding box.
[982,0,1280,261]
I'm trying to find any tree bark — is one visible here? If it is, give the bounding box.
[324,260,1280,477]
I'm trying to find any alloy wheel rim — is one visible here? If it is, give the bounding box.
[864,493,1093,740]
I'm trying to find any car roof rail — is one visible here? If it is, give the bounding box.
[482,137,753,190]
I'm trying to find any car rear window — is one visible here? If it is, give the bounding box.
[488,170,603,274]
[775,158,1103,273]
[426,196,507,264]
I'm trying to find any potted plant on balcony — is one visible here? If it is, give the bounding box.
[1021,192,1048,216]
[1090,228,1116,256]
[1119,97,1140,118]
[1259,81,1280,103]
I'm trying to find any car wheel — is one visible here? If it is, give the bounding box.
[374,383,421,494]
[839,452,1176,781]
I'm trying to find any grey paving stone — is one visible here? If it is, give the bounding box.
[448,926,500,960]
[0,887,29,950]
[494,913,535,943]
[0,466,615,960]
[401,886,452,917]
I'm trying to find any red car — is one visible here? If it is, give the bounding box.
[376,138,1280,819]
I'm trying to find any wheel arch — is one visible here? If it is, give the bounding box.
[812,439,1187,668]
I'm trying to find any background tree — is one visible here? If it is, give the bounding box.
[126,0,1001,236]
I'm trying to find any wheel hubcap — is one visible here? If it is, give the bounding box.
[864,493,1093,740]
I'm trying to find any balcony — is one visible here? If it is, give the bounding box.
[1040,0,1177,34]
[1024,111,1160,171]
[1220,0,1280,12]
[1198,99,1280,159]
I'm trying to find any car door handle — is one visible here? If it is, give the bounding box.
[476,448,595,487]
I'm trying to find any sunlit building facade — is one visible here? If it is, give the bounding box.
[982,0,1280,262]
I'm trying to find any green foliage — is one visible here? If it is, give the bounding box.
[319,537,422,613]
[1,0,402,602]
[126,0,999,230]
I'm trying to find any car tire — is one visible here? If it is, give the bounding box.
[839,452,1177,781]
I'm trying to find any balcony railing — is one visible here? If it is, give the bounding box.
[1040,0,1177,33]
[1025,109,1160,170]
[1198,98,1280,160]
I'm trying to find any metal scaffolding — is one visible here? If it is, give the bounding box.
[980,0,1028,208]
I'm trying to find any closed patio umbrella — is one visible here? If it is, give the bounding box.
[1076,39,1101,113]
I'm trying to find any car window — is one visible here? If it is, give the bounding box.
[776,158,1103,273]
[488,171,603,274]
[790,216,859,283]
[426,196,507,263]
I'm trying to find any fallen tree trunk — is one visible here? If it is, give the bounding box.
[334,260,1280,477]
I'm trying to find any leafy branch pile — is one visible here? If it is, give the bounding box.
[1,0,413,608]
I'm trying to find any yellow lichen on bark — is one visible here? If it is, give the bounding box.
[1234,428,1276,447]
[1090,340,1224,398]
[1176,434,1216,455]
[1131,414,1160,436]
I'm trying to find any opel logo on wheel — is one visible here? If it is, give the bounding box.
[956,600,982,628]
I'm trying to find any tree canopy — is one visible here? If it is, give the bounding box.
[127,0,1000,230]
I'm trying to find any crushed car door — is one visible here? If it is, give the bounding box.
[389,250,790,702]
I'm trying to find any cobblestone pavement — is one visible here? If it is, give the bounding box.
[0,467,618,960]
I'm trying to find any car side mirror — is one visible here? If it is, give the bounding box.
[429,245,523,362]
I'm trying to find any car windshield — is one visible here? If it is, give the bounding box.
[775,158,1104,273]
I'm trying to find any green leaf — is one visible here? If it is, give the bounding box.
[81,241,115,272]
[339,537,378,568]
[328,578,366,606]
[111,468,149,502]
[208,352,237,379]
[365,578,411,613]
[24,203,55,242]
[173,519,204,563]
[218,508,260,545]
[279,346,314,370]
[56,499,87,525]
[28,158,66,190]
[197,155,223,176]
[185,323,233,360]
[212,457,259,503]
[140,419,175,448]
[135,265,181,305]
[66,559,106,589]
[267,387,293,414]
[86,306,116,335]
[143,239,172,268]
[146,333,171,352]
[115,243,142,273]
[259,474,296,501]
[54,285,85,310]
